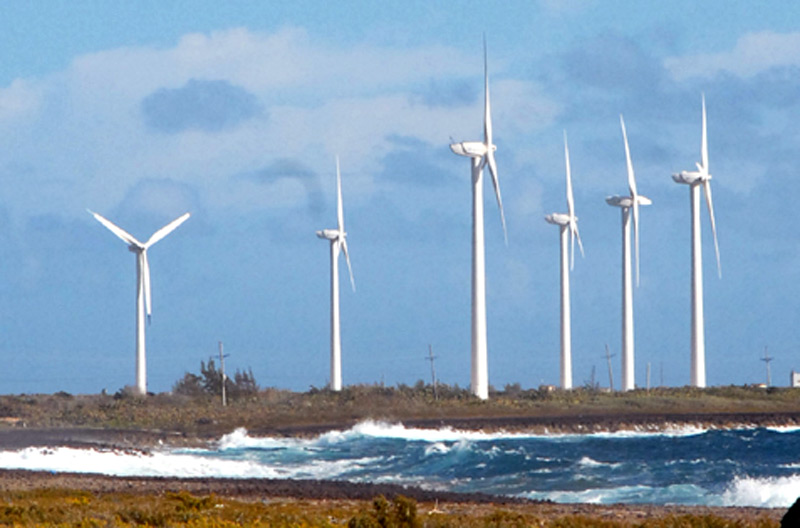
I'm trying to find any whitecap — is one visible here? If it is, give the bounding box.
[766,425,800,434]
[0,446,286,479]
[720,475,800,508]
[521,483,709,505]
[576,456,620,468]
[423,442,449,456]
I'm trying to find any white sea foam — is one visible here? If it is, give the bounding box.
[215,421,715,449]
[586,424,709,439]
[0,445,383,482]
[720,475,800,508]
[766,425,800,434]
[576,456,620,469]
[423,442,449,456]
[0,447,285,479]
[522,484,709,505]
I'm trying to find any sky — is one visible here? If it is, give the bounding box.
[0,0,798,394]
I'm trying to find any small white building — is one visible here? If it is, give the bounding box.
[791,371,800,388]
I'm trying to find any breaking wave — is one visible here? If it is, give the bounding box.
[0,421,796,507]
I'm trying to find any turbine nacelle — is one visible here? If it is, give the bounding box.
[316,229,342,241]
[672,170,711,185]
[545,212,573,226]
[605,195,652,208]
[450,141,492,159]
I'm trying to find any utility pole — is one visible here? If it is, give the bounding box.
[218,341,230,407]
[604,344,616,391]
[590,365,596,389]
[646,362,651,391]
[761,346,773,387]
[426,344,439,400]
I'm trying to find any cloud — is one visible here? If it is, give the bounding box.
[412,78,477,108]
[241,158,324,214]
[665,31,800,80]
[0,79,40,122]
[0,27,560,232]
[561,34,667,94]
[141,79,262,133]
[379,135,455,188]
[112,178,202,222]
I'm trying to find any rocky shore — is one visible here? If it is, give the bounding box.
[0,469,785,525]
[0,413,794,525]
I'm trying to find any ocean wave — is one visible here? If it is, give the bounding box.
[0,446,286,479]
[586,424,709,439]
[576,456,621,469]
[521,483,709,505]
[720,475,800,508]
[765,425,800,434]
[0,445,385,482]
[215,421,716,449]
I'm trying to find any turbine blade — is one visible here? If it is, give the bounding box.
[340,238,355,292]
[486,151,508,245]
[564,131,575,219]
[141,251,152,322]
[703,180,722,278]
[565,131,577,269]
[145,212,191,247]
[336,156,344,233]
[483,35,492,149]
[620,115,641,286]
[570,221,584,271]
[620,115,638,198]
[574,222,585,258]
[701,94,709,174]
[570,222,575,271]
[633,199,640,287]
[88,210,141,247]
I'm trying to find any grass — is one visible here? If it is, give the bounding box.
[0,382,800,436]
[0,383,797,437]
[0,490,781,527]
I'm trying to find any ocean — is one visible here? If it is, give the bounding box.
[0,421,797,508]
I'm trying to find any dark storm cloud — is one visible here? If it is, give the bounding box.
[141,79,263,134]
[243,158,324,215]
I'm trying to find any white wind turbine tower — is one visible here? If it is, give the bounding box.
[606,116,651,392]
[89,210,191,395]
[316,158,355,392]
[545,133,584,389]
[672,95,720,388]
[450,39,507,400]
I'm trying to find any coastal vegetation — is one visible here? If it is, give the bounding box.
[0,489,780,527]
[0,382,797,437]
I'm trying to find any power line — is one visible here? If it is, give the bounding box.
[426,344,438,400]
[760,346,773,388]
[603,344,616,391]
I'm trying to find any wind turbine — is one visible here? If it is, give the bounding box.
[316,157,355,392]
[672,95,720,388]
[545,132,584,389]
[606,116,651,392]
[449,38,507,400]
[88,210,191,395]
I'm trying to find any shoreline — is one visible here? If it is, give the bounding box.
[253,410,800,438]
[0,415,793,525]
[0,469,785,525]
[0,410,798,449]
